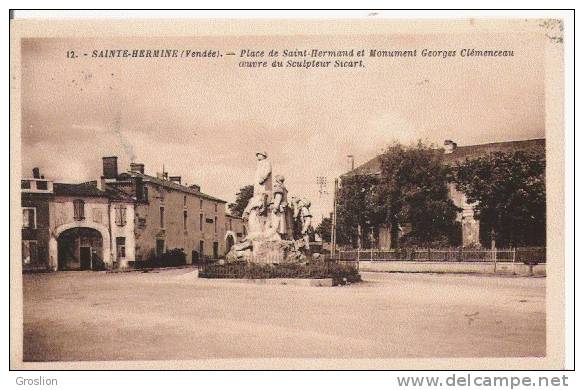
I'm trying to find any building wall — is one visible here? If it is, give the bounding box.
[109,201,136,266]
[21,194,52,271]
[447,183,480,247]
[134,182,227,263]
[48,196,111,270]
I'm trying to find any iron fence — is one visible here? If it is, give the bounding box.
[333,247,545,264]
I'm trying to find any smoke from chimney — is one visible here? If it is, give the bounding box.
[130,162,145,174]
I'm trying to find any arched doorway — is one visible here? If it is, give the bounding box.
[224,231,236,254]
[57,227,104,270]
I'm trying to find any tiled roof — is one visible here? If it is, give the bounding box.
[344,138,545,177]
[104,184,136,202]
[128,172,227,204]
[53,182,108,197]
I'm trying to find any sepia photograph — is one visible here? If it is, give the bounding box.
[9,13,569,371]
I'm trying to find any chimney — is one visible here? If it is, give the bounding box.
[346,155,355,172]
[444,140,457,154]
[130,162,145,174]
[32,167,40,179]
[102,156,118,179]
[169,176,182,185]
[189,184,201,192]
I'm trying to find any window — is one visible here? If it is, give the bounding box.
[116,237,126,260]
[160,206,165,228]
[214,216,218,233]
[22,207,36,229]
[199,199,203,209]
[199,213,203,231]
[73,199,85,220]
[36,180,48,190]
[21,180,31,189]
[114,204,127,226]
[184,195,187,208]
[229,219,233,231]
[22,240,38,265]
[183,210,188,230]
[143,186,149,202]
[214,203,218,213]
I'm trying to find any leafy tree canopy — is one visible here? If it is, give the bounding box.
[228,185,254,218]
[452,150,545,247]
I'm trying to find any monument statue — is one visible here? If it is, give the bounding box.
[298,199,313,252]
[227,152,314,264]
[254,151,272,196]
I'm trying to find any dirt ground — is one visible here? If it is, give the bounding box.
[21,269,545,361]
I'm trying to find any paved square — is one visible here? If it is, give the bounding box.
[22,269,545,361]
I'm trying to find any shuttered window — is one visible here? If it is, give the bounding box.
[73,199,85,221]
[115,205,127,226]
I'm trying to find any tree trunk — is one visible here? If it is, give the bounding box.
[390,221,400,249]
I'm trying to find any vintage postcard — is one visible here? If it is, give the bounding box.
[10,15,567,370]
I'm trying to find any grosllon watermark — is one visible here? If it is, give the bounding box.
[396,374,569,388]
[16,376,58,386]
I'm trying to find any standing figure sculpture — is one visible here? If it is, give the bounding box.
[298,199,313,252]
[228,152,314,263]
[254,151,272,196]
[270,175,293,240]
[242,151,273,237]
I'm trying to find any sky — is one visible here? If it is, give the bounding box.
[20,32,545,221]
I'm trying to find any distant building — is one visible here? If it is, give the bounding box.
[21,168,53,271]
[343,138,545,248]
[103,157,229,265]
[21,157,234,271]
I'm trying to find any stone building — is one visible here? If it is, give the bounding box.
[21,157,234,271]
[343,138,545,248]
[48,181,135,271]
[21,168,53,271]
[102,157,229,264]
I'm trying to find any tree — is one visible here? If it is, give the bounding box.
[452,150,545,247]
[315,216,332,243]
[228,185,254,217]
[376,141,461,248]
[336,173,381,248]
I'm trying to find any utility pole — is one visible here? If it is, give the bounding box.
[316,176,328,199]
[331,177,338,255]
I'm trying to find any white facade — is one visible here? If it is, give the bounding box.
[109,201,136,267]
[48,196,135,270]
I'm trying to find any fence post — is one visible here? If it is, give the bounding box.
[371,247,374,261]
[357,248,360,262]
[512,247,517,275]
[493,248,498,273]
[428,248,431,262]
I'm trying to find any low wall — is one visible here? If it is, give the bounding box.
[358,261,546,276]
